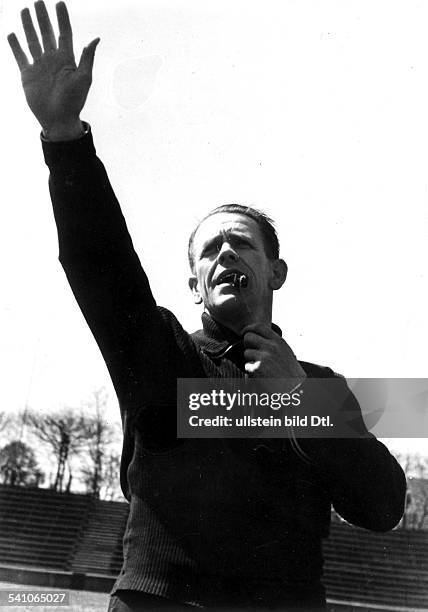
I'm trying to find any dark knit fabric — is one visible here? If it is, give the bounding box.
[42,129,406,608]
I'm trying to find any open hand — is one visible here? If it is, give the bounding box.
[243,323,307,385]
[7,1,99,140]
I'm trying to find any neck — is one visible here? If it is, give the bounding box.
[205,304,272,337]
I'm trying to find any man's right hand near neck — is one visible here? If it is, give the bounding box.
[7,1,99,141]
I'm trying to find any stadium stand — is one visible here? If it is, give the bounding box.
[324,522,428,608]
[0,485,427,608]
[71,499,128,575]
[0,485,94,570]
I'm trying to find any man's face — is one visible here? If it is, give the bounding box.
[189,213,286,325]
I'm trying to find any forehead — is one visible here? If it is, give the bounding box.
[193,213,263,248]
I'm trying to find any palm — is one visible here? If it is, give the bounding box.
[22,51,85,126]
[8,1,99,135]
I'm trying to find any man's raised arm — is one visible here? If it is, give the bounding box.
[7,2,191,426]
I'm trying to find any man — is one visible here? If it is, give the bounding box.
[8,3,406,610]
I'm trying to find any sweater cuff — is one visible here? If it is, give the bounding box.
[41,122,96,168]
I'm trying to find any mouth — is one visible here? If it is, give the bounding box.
[215,270,248,288]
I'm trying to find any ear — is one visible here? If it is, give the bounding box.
[188,275,203,304]
[269,259,288,291]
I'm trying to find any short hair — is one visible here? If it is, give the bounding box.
[188,204,279,272]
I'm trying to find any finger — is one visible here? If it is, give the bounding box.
[21,8,43,60]
[56,2,73,55]
[35,0,57,52]
[244,348,259,362]
[243,332,267,348]
[7,33,30,70]
[243,323,276,340]
[243,332,259,348]
[77,37,100,76]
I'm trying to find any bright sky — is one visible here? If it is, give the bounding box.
[1,0,427,456]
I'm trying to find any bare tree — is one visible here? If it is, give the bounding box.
[396,452,428,529]
[25,408,90,493]
[0,412,11,436]
[0,440,44,487]
[100,451,122,501]
[79,389,122,499]
[21,392,122,497]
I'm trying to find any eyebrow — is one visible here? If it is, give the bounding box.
[199,229,255,253]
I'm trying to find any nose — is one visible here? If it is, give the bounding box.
[217,241,239,265]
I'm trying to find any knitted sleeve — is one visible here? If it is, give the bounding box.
[42,128,199,444]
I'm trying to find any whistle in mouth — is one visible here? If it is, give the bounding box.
[232,273,248,289]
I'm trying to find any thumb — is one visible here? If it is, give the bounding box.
[77,37,100,77]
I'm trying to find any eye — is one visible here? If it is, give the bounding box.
[201,239,221,257]
[232,237,252,248]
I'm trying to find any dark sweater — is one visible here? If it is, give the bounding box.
[42,130,406,608]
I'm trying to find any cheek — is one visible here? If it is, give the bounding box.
[254,264,272,286]
[197,269,210,291]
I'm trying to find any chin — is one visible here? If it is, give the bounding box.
[209,296,243,319]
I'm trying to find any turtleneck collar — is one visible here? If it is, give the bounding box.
[190,312,283,359]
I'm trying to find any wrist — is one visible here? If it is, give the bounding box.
[42,119,86,142]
